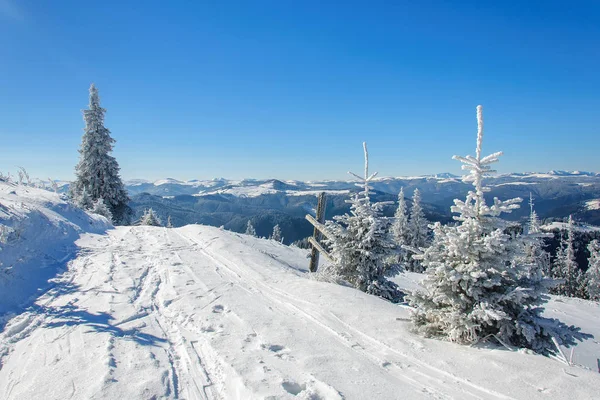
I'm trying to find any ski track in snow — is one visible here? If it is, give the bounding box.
[0,226,598,399]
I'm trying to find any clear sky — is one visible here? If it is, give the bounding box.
[0,0,599,181]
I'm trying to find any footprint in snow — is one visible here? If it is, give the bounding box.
[212,304,225,313]
[262,344,294,360]
[281,380,306,396]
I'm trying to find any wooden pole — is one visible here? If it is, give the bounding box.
[309,192,327,272]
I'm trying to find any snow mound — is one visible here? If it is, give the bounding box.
[0,180,110,315]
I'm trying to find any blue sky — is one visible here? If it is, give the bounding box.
[0,0,599,181]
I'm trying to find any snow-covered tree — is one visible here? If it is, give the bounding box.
[407,188,429,272]
[70,84,131,224]
[245,220,257,237]
[139,208,162,226]
[522,193,552,279]
[323,142,402,302]
[586,240,600,301]
[270,224,283,243]
[408,106,585,353]
[167,215,173,228]
[90,198,113,221]
[391,187,410,268]
[75,187,93,210]
[551,216,585,298]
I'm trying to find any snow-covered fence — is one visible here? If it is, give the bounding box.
[306,192,332,271]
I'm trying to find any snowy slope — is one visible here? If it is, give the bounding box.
[0,181,110,315]
[1,224,598,400]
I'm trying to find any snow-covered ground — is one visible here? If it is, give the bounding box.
[585,199,600,211]
[0,181,110,315]
[1,220,599,399]
[541,221,600,233]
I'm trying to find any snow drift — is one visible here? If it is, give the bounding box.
[0,180,110,316]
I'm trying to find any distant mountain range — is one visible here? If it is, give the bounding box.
[122,171,600,243]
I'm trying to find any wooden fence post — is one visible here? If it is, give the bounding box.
[309,192,327,272]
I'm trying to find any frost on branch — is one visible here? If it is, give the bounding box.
[407,106,589,354]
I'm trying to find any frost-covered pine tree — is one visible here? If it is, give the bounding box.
[551,216,585,298]
[245,220,257,237]
[391,187,410,267]
[323,143,402,302]
[522,193,552,279]
[167,215,173,228]
[585,240,600,301]
[270,224,283,243]
[139,208,162,226]
[407,188,429,272]
[408,106,585,353]
[70,84,131,224]
[90,198,113,221]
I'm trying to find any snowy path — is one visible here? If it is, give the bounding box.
[0,226,598,399]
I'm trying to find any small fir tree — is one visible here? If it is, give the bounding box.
[586,240,600,301]
[167,215,173,228]
[391,187,410,268]
[522,193,552,279]
[408,105,586,353]
[323,142,402,302]
[270,224,283,243]
[245,220,257,237]
[407,188,429,272]
[139,208,162,226]
[70,84,131,224]
[551,216,585,298]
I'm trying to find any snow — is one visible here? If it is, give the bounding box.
[494,182,537,186]
[585,199,600,210]
[1,185,599,399]
[285,190,350,197]
[0,181,110,315]
[541,221,600,233]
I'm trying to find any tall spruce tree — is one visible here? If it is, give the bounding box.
[323,143,402,302]
[407,188,429,272]
[585,240,600,301]
[71,84,131,224]
[391,187,410,268]
[408,106,585,353]
[551,216,585,298]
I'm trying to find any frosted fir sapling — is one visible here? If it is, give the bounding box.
[550,216,586,298]
[139,208,162,226]
[245,220,257,237]
[406,188,429,272]
[391,187,410,271]
[323,142,402,302]
[586,240,600,301]
[270,224,283,243]
[408,106,588,353]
